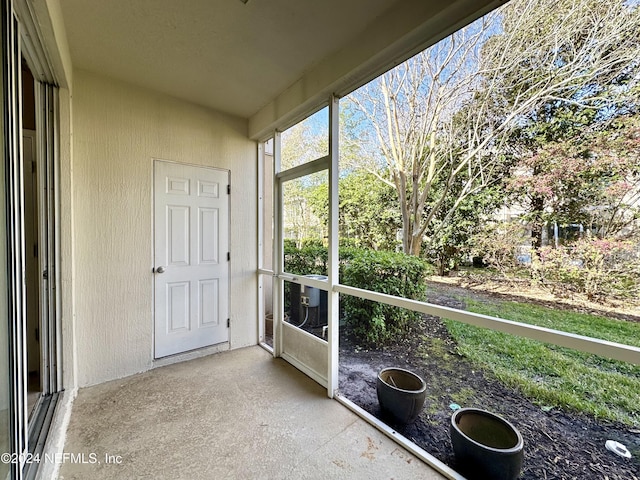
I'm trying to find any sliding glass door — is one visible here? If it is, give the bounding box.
[2,0,26,477]
[0,2,62,478]
[0,56,12,478]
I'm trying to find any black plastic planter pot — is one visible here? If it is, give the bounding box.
[450,408,524,480]
[376,367,427,424]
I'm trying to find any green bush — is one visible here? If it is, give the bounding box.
[341,250,431,346]
[282,244,432,345]
[284,241,327,275]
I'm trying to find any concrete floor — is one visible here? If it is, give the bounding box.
[58,346,446,480]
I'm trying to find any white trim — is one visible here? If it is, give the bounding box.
[273,121,335,385]
[273,132,283,358]
[281,352,328,388]
[259,342,273,355]
[327,95,339,398]
[283,320,328,345]
[257,142,265,343]
[5,6,29,469]
[150,157,230,174]
[335,284,640,365]
[35,82,62,395]
[334,393,466,480]
[152,342,230,368]
[51,87,62,393]
[276,273,328,291]
[276,155,330,183]
[257,142,265,270]
[13,0,71,88]
[13,0,56,84]
[34,388,77,480]
[257,274,265,344]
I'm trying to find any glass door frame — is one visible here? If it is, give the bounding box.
[3,0,28,476]
[2,1,62,477]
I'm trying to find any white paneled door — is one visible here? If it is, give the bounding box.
[154,160,230,358]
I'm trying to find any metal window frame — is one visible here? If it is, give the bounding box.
[35,82,61,396]
[1,2,62,479]
[3,2,28,477]
[22,60,62,480]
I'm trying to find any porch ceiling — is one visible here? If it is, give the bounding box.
[58,0,397,118]
[58,0,501,135]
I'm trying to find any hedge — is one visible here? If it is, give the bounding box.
[283,243,431,345]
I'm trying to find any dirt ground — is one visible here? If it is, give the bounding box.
[338,282,640,480]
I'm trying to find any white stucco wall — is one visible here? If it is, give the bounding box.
[72,70,257,387]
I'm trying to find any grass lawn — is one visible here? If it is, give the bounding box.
[444,300,640,426]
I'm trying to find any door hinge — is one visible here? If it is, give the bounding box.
[227,184,231,195]
[227,252,230,261]
[227,318,230,328]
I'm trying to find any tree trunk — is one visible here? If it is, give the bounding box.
[530,195,544,250]
[410,236,422,256]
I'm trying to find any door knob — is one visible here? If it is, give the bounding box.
[156,266,166,273]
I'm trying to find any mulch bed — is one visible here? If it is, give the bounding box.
[338,285,640,480]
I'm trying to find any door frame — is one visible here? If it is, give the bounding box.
[2,2,63,477]
[151,158,231,359]
[3,2,29,474]
[267,97,340,396]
